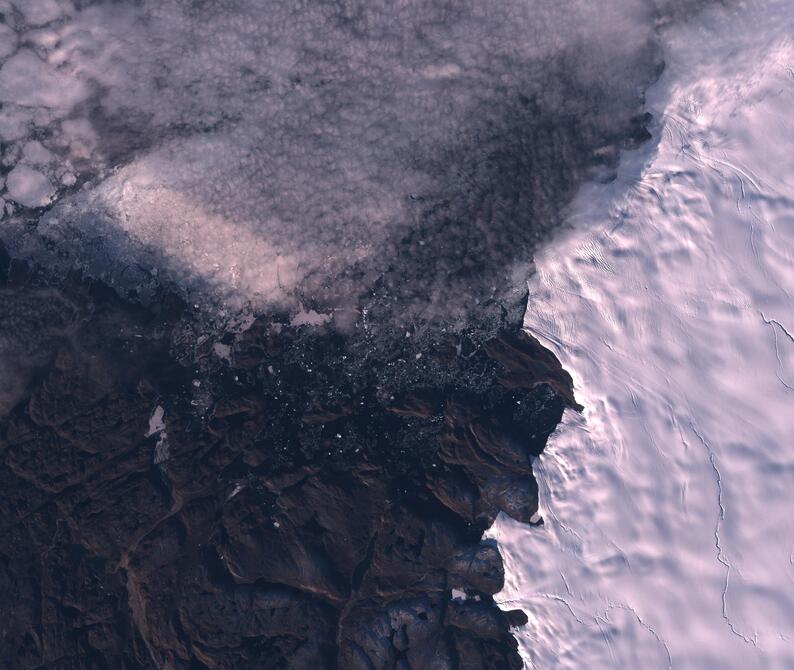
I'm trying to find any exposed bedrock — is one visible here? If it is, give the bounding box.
[0,251,577,669]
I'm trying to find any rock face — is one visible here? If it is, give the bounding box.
[0,248,578,669]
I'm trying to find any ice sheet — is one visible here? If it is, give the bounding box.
[488,1,794,667]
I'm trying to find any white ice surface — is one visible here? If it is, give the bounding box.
[488,1,794,668]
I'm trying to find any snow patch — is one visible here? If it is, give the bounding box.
[0,109,28,142]
[21,140,53,165]
[146,405,166,437]
[212,342,232,363]
[146,405,170,465]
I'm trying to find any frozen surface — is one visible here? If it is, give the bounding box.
[6,164,55,208]
[488,1,794,667]
[0,0,668,321]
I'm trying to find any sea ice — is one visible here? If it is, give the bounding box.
[0,21,16,60]
[0,49,86,109]
[5,164,55,208]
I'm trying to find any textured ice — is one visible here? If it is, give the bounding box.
[145,405,166,438]
[0,21,16,59]
[0,49,86,108]
[489,1,794,667]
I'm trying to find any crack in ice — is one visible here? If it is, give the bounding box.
[605,601,673,670]
[761,312,794,344]
[541,593,591,627]
[690,422,758,647]
[594,613,620,667]
[502,586,676,668]
[760,311,794,392]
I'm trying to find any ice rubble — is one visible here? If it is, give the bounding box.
[488,1,794,667]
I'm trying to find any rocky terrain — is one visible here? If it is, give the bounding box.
[0,2,680,665]
[0,243,579,669]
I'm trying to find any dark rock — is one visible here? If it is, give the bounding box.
[0,253,579,669]
[481,474,541,524]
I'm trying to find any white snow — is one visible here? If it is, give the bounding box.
[5,164,55,208]
[22,140,53,165]
[0,109,27,141]
[488,1,794,668]
[153,437,170,465]
[57,118,96,161]
[212,342,232,363]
